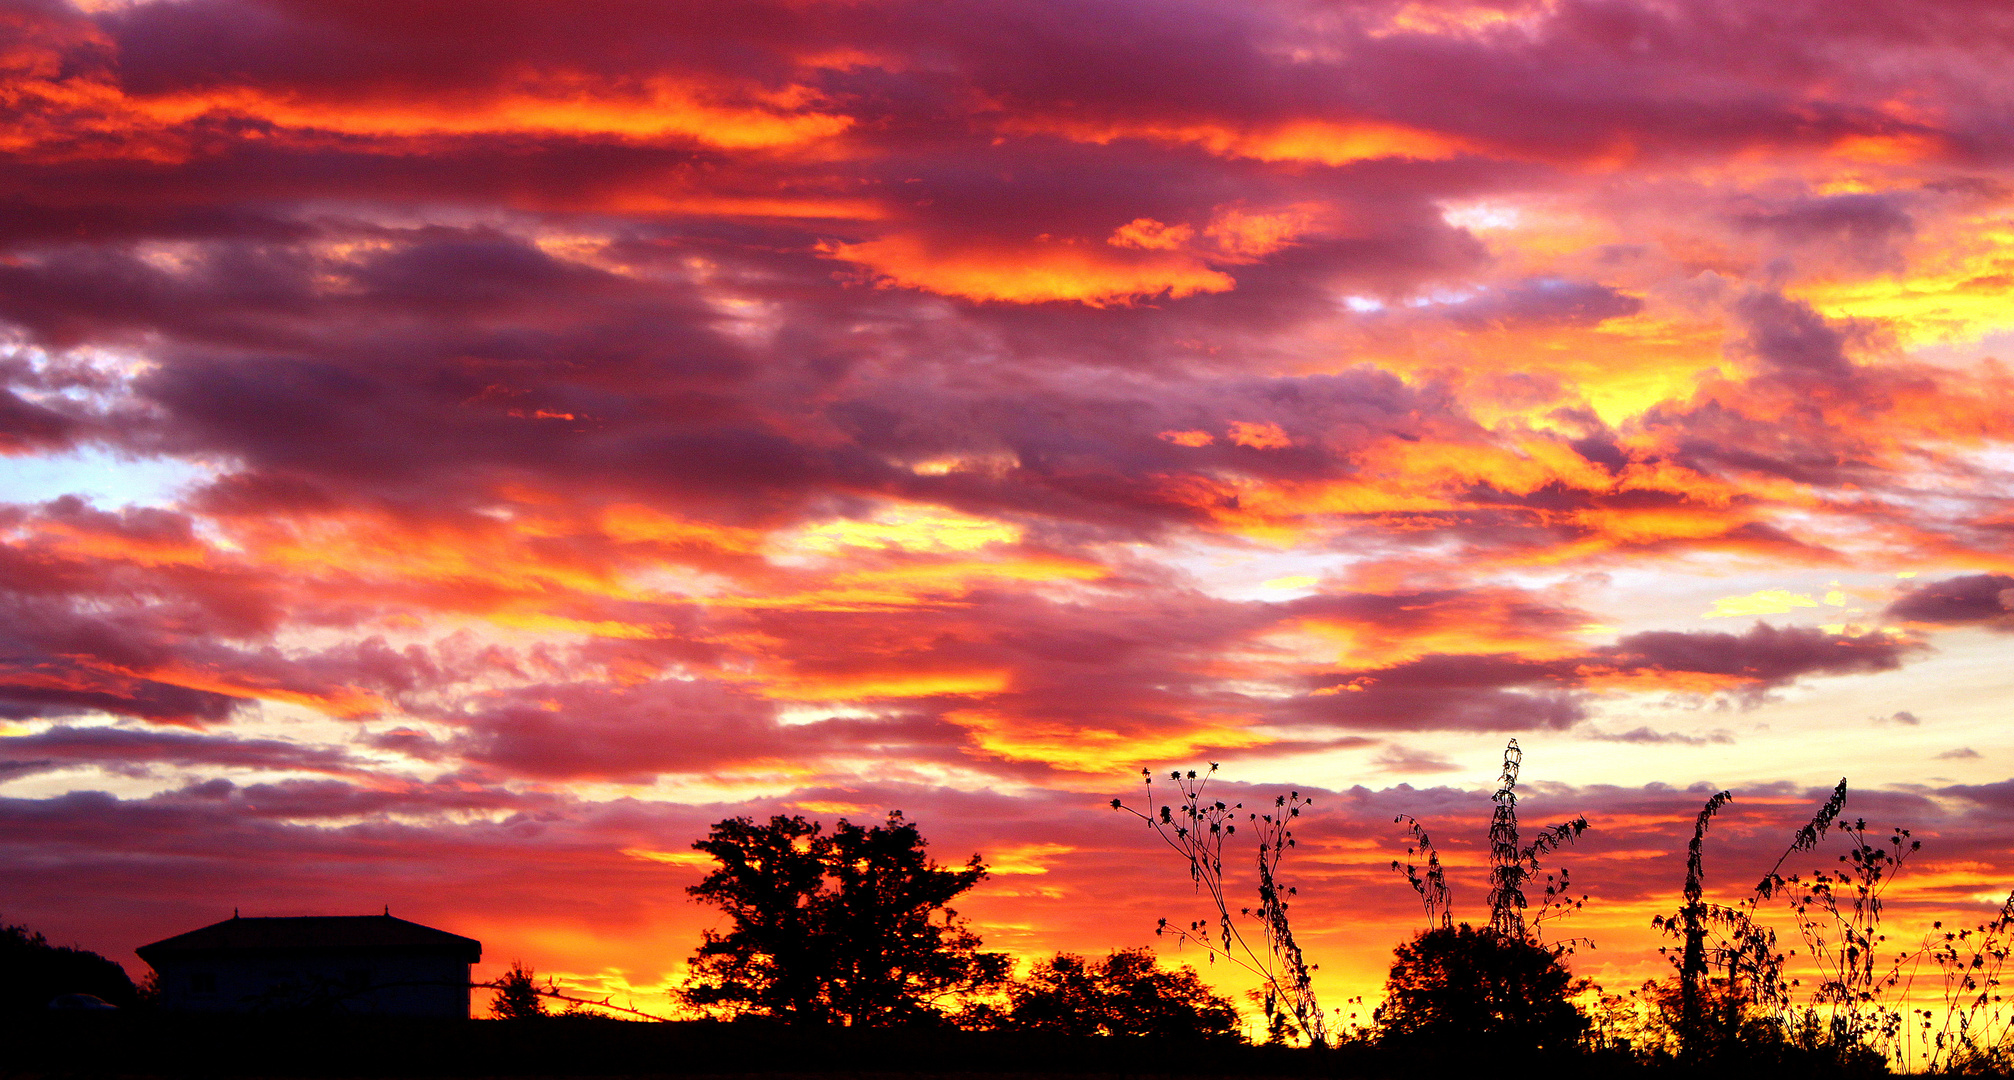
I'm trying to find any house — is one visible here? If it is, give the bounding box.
[137,913,481,1017]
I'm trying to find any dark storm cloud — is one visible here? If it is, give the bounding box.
[1299,623,1920,731]
[1938,779,2014,814]
[1731,290,1857,380]
[1734,191,1918,271]
[0,497,561,727]
[1601,622,1919,685]
[1285,586,1590,640]
[0,388,77,452]
[1886,574,2014,630]
[0,0,1996,557]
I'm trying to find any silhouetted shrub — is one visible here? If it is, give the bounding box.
[987,948,1241,1040]
[490,961,548,1020]
[0,920,138,1012]
[1376,923,1587,1052]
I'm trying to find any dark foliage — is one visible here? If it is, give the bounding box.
[1629,976,1887,1076]
[0,1013,1341,1078]
[680,810,1008,1026]
[0,920,138,1012]
[1376,923,1588,1052]
[0,1009,1914,1079]
[986,948,1242,1040]
[490,961,548,1020]
[1633,779,1923,1074]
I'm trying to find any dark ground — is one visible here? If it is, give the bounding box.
[2,1016,1324,1078]
[0,1013,1935,1080]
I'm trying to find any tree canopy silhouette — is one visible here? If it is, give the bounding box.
[1,920,138,1012]
[490,960,549,1020]
[993,948,1242,1039]
[1377,923,1587,1052]
[680,811,1008,1026]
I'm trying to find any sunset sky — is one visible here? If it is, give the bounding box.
[3,0,2013,1027]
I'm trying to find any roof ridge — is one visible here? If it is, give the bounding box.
[136,914,481,963]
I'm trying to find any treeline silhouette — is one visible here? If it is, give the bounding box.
[0,920,143,1011]
[8,741,2014,1078]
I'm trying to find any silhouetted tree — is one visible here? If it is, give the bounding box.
[682,813,829,1020]
[1,921,138,1011]
[490,960,548,1020]
[1377,923,1588,1052]
[995,948,1242,1040]
[680,811,1008,1025]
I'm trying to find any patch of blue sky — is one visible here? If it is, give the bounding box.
[0,447,212,508]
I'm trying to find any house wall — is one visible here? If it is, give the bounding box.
[152,949,471,1017]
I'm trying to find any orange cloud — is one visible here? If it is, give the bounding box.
[944,708,1269,771]
[1004,116,1478,165]
[1108,218,1195,251]
[826,233,1237,305]
[1227,420,1292,449]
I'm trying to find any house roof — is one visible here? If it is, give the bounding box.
[137,915,481,963]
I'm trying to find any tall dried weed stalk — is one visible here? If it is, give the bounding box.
[1910,889,2014,1072]
[1652,778,2014,1071]
[1393,740,1589,947]
[1754,783,1918,1060]
[1651,789,1790,1062]
[1114,763,1326,1045]
[1485,740,1590,943]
